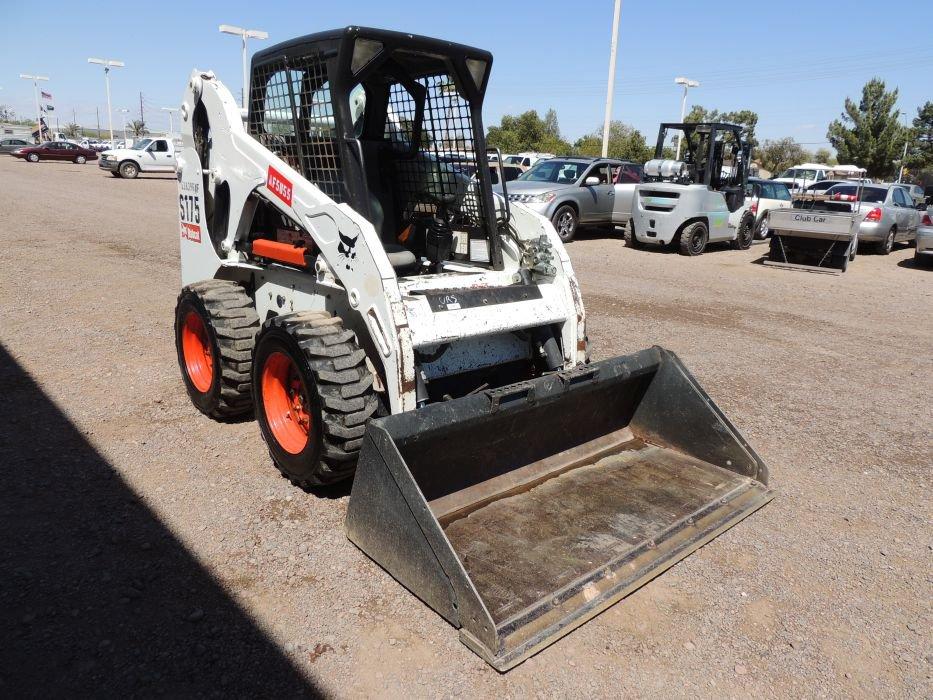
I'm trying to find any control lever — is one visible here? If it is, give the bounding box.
[425,193,456,272]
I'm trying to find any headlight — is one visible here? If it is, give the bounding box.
[508,192,557,204]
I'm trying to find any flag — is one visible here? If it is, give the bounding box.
[41,90,52,100]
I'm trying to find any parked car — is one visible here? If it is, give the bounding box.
[0,137,32,154]
[487,163,524,185]
[904,183,926,207]
[823,183,919,254]
[504,152,554,169]
[99,137,177,178]
[773,163,833,191]
[496,157,624,242]
[803,179,846,195]
[746,178,793,238]
[11,141,99,164]
[915,208,933,266]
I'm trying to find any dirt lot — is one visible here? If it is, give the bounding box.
[1,158,930,698]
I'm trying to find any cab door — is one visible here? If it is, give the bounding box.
[580,162,614,223]
[45,142,67,160]
[149,139,174,171]
[141,141,161,171]
[892,188,911,240]
[611,163,640,225]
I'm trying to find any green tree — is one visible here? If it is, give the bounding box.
[757,137,812,175]
[0,105,15,121]
[571,121,653,162]
[827,78,905,179]
[812,147,835,165]
[62,122,82,138]
[684,105,759,150]
[486,109,571,154]
[905,101,933,180]
[129,120,149,137]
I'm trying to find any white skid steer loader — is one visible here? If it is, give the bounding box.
[173,26,773,671]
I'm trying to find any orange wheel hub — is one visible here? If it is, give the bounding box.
[262,351,312,454]
[181,311,214,393]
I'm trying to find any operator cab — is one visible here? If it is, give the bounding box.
[247,27,502,274]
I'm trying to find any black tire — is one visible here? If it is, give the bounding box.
[552,204,578,243]
[75,155,86,164]
[174,280,259,420]
[679,221,708,256]
[119,160,139,179]
[626,219,643,248]
[875,228,895,255]
[732,212,754,250]
[26,153,39,163]
[754,213,770,239]
[253,312,378,487]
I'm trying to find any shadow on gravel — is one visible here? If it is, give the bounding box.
[897,257,931,270]
[0,344,320,698]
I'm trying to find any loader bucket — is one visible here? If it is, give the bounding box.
[345,346,773,671]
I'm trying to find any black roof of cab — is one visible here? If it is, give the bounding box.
[251,26,493,91]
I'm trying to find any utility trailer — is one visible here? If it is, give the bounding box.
[172,26,773,671]
[764,191,861,274]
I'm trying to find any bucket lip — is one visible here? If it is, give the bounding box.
[460,479,776,672]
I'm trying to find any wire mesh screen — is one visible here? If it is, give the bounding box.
[386,73,488,236]
[249,56,344,203]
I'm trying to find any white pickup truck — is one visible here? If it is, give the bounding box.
[98,137,177,178]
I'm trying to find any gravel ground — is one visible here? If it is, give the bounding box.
[0,158,930,698]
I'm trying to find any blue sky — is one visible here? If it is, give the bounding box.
[2,0,930,148]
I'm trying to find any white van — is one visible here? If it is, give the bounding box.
[773,163,832,192]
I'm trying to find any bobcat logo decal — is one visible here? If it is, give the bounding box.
[337,231,359,270]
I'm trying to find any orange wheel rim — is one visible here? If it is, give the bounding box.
[181,311,214,393]
[262,351,312,454]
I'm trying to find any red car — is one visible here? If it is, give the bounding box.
[12,141,99,164]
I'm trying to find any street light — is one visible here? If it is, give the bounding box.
[601,0,623,158]
[88,58,125,147]
[674,76,700,160]
[19,73,49,143]
[118,108,130,144]
[219,24,269,109]
[161,107,178,138]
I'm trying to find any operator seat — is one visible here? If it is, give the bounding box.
[367,194,419,275]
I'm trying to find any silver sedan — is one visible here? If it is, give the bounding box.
[823,183,920,255]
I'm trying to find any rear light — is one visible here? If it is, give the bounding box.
[922,214,932,226]
[749,201,758,215]
[864,207,882,222]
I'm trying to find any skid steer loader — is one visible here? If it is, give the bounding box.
[172,26,773,671]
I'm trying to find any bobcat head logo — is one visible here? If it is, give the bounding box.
[337,231,359,270]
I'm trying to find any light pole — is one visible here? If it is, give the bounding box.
[674,76,699,160]
[601,0,623,157]
[161,107,178,138]
[88,57,124,147]
[219,24,269,109]
[118,108,129,143]
[19,73,49,142]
